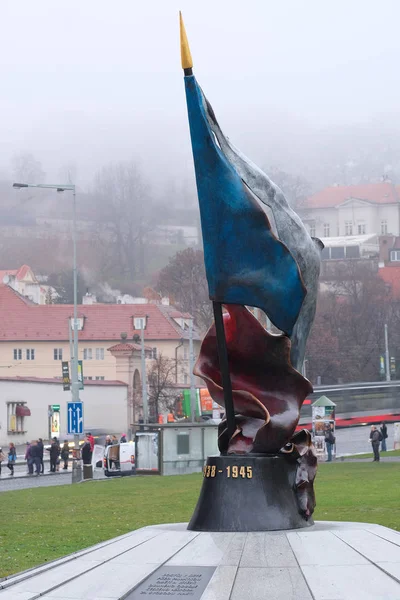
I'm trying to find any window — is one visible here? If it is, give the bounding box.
[346,246,360,259]
[54,348,63,360]
[331,247,345,259]
[83,348,92,360]
[390,250,400,262]
[184,346,189,360]
[309,222,316,237]
[133,317,146,330]
[83,376,93,381]
[26,349,35,360]
[7,402,30,433]
[344,221,353,236]
[381,220,388,234]
[95,376,105,380]
[95,348,104,360]
[357,223,366,235]
[323,223,330,237]
[151,347,157,359]
[321,247,330,260]
[69,317,84,331]
[177,432,190,455]
[13,349,22,360]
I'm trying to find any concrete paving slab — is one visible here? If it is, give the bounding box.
[3,521,400,599]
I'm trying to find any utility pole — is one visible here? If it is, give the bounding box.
[189,318,196,422]
[12,181,82,481]
[70,187,82,483]
[384,323,391,382]
[141,320,149,423]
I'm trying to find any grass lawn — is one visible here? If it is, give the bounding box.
[1,462,400,578]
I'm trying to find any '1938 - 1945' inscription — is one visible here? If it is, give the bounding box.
[203,465,253,478]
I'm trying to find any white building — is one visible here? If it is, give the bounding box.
[0,377,128,446]
[299,183,400,239]
[0,265,53,304]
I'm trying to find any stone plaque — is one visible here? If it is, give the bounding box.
[126,565,216,598]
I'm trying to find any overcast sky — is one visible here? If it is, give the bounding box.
[1,0,399,191]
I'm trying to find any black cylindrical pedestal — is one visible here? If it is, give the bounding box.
[188,455,312,532]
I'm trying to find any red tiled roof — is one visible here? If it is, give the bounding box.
[0,284,197,342]
[0,376,127,386]
[378,267,400,299]
[0,265,33,282]
[302,183,399,209]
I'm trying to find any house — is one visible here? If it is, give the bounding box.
[0,265,52,304]
[298,183,400,239]
[0,284,201,385]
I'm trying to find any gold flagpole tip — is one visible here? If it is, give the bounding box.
[180,11,193,70]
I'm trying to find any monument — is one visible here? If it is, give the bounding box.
[180,13,319,532]
[4,14,400,600]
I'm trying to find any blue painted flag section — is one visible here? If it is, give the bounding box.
[67,401,84,434]
[184,75,306,335]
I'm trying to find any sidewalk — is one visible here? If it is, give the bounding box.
[0,462,72,480]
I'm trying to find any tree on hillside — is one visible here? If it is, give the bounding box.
[264,166,311,208]
[11,152,45,184]
[147,354,179,422]
[306,262,397,384]
[157,248,212,331]
[93,161,156,280]
[47,270,86,304]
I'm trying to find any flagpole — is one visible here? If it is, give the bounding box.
[180,16,236,444]
[212,302,236,442]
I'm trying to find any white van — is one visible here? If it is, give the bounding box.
[103,442,136,477]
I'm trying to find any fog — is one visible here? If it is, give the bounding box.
[1,0,400,191]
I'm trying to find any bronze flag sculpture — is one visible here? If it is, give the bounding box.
[180,14,321,531]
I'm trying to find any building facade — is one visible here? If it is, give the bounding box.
[0,377,128,447]
[299,183,400,240]
[0,285,201,385]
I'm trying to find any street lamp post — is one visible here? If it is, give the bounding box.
[13,182,82,481]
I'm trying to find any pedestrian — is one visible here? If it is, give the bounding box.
[111,435,118,445]
[7,442,16,476]
[120,433,127,443]
[370,425,381,462]
[47,437,60,472]
[324,423,335,462]
[87,432,95,453]
[0,447,5,476]
[29,440,41,476]
[37,438,44,474]
[81,437,92,465]
[61,440,70,470]
[105,435,112,447]
[380,422,388,452]
[25,441,31,474]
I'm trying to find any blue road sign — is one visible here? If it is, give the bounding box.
[67,401,84,434]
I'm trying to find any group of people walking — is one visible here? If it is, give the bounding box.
[0,431,124,476]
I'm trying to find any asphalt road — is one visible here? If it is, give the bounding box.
[0,425,396,492]
[334,423,395,455]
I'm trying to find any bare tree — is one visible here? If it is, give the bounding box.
[11,152,45,183]
[306,262,395,383]
[93,161,155,279]
[157,248,213,331]
[264,166,311,208]
[147,354,179,422]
